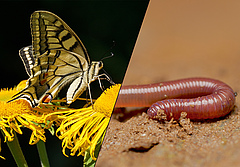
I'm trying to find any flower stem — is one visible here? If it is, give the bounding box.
[36,140,50,167]
[4,131,28,167]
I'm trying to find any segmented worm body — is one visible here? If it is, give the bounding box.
[115,78,235,120]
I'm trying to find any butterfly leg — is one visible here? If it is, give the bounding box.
[87,82,94,106]
[93,73,115,91]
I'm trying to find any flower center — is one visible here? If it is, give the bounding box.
[0,88,31,117]
[93,84,121,118]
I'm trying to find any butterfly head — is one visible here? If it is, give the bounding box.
[96,61,104,70]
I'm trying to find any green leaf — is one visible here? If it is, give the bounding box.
[83,136,103,167]
[47,124,55,136]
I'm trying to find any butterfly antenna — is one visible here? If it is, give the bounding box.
[100,52,114,61]
[96,40,116,86]
[100,40,116,61]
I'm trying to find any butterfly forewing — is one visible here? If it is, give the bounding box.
[31,11,90,63]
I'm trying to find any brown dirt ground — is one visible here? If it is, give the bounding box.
[96,1,240,166]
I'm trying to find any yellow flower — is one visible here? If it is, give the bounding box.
[2,80,120,161]
[0,80,60,146]
[46,84,121,160]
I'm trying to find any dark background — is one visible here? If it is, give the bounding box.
[0,0,149,167]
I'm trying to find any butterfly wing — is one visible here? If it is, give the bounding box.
[12,49,89,107]
[31,11,90,63]
[19,45,35,76]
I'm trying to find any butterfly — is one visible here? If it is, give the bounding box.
[10,10,111,108]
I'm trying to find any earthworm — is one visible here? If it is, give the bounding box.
[115,78,236,120]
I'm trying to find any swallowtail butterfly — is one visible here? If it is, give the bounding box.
[11,11,111,108]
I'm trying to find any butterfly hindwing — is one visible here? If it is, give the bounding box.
[19,46,35,76]
[13,49,88,107]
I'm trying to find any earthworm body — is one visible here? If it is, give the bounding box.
[115,78,235,120]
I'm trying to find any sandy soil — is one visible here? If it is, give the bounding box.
[96,1,240,166]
